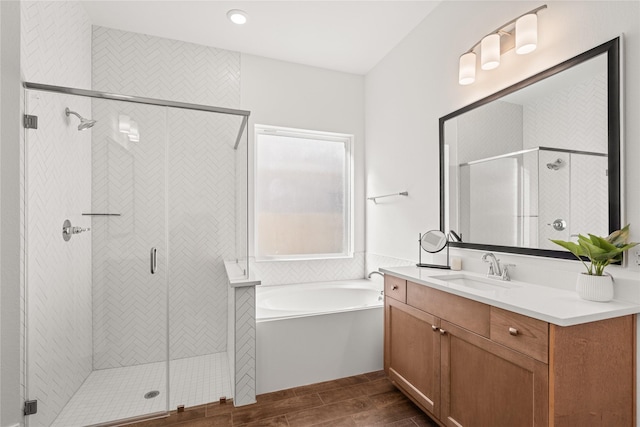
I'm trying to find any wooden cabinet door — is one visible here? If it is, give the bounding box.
[440,320,548,427]
[385,297,441,418]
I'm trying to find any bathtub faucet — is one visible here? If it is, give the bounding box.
[368,271,384,279]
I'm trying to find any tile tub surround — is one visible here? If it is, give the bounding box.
[128,371,437,427]
[380,266,640,326]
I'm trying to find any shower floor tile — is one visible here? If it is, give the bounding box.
[51,352,232,427]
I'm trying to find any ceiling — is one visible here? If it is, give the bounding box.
[81,1,440,75]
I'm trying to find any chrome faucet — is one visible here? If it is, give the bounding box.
[368,271,384,279]
[481,253,514,281]
[482,253,502,276]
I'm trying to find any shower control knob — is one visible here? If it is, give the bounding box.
[548,219,567,231]
[72,226,90,234]
[62,219,90,241]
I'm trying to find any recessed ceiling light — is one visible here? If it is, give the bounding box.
[227,9,248,25]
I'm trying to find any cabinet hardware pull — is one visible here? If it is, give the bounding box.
[439,328,446,335]
[432,325,438,331]
[392,285,398,290]
[509,327,518,336]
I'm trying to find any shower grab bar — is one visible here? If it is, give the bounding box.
[150,247,157,274]
[82,213,121,216]
[367,191,408,204]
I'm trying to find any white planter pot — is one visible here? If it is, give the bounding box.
[576,273,614,302]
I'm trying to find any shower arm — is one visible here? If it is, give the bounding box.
[65,108,82,120]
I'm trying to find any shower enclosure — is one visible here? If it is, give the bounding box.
[457,146,608,250]
[23,83,249,426]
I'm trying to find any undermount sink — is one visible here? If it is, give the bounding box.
[430,273,522,292]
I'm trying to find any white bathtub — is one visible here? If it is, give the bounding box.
[256,279,384,394]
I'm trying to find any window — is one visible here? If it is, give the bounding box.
[255,125,353,260]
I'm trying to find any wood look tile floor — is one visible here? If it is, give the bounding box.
[126,371,439,427]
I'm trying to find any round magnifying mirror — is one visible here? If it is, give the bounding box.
[420,230,448,253]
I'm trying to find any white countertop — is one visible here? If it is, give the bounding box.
[380,266,640,326]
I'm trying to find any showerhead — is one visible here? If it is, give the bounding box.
[65,107,96,131]
[546,158,564,171]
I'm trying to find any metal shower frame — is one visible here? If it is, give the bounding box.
[23,82,251,149]
[22,80,252,423]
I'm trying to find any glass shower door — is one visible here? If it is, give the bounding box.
[24,90,170,427]
[89,98,170,423]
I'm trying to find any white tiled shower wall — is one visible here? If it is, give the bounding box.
[91,25,258,407]
[91,26,241,367]
[21,2,93,426]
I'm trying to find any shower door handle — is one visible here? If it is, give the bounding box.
[150,247,157,274]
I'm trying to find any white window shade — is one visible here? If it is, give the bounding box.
[255,125,353,260]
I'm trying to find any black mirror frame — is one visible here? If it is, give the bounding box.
[440,37,620,260]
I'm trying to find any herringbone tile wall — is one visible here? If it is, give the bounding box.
[91,27,244,369]
[365,253,415,277]
[22,2,93,426]
[456,101,523,165]
[92,26,240,109]
[234,286,256,406]
[523,72,607,153]
[167,108,242,360]
[251,252,366,287]
[25,91,94,427]
[91,99,169,369]
[21,1,92,89]
[570,153,608,237]
[524,72,608,249]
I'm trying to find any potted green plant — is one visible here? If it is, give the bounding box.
[551,224,638,302]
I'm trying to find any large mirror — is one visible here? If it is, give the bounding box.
[441,38,620,259]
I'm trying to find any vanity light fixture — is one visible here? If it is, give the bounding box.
[458,4,547,85]
[227,9,248,25]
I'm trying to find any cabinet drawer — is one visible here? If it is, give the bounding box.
[490,307,549,363]
[407,282,490,337]
[385,275,407,303]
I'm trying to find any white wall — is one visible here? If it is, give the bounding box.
[240,54,366,285]
[365,0,640,419]
[366,0,639,275]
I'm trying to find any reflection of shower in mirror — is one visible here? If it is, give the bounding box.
[546,158,564,170]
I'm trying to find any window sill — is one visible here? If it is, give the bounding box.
[254,254,354,263]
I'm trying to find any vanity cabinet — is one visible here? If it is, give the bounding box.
[384,275,635,427]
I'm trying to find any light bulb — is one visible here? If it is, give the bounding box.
[481,34,501,70]
[516,14,538,55]
[227,9,248,25]
[459,52,476,85]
